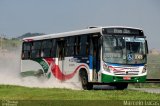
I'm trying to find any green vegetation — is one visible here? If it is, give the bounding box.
[0,32,44,51]
[147,54,160,79]
[0,38,21,51]
[129,83,160,88]
[0,85,160,100]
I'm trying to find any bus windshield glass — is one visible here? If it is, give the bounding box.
[103,35,147,64]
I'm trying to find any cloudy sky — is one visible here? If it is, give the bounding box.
[0,0,160,50]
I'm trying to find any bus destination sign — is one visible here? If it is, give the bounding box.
[113,29,130,34]
[102,28,143,36]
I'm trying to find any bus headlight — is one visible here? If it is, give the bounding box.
[142,65,147,73]
[103,64,110,72]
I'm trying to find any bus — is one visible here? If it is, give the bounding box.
[21,26,148,90]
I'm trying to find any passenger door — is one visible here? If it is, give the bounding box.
[90,36,100,81]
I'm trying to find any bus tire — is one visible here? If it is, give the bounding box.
[115,83,128,90]
[79,70,93,90]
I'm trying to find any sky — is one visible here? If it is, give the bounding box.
[0,0,160,50]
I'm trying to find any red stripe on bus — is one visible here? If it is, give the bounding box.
[44,58,87,81]
[51,64,87,81]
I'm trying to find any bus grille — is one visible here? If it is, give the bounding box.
[114,71,139,75]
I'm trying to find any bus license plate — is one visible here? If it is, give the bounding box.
[123,76,131,80]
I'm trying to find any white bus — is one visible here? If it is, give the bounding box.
[21,26,148,90]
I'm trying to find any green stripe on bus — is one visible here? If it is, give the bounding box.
[33,58,49,73]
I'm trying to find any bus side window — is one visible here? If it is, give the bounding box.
[65,37,75,56]
[31,41,41,58]
[22,42,31,59]
[41,40,52,57]
[57,39,65,60]
[80,35,88,56]
[69,37,75,56]
[75,36,80,55]
[65,38,69,56]
[51,39,57,57]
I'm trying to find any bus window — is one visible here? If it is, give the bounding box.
[51,39,57,57]
[126,42,143,53]
[32,41,41,50]
[65,37,75,56]
[23,42,31,51]
[69,37,75,56]
[22,42,31,59]
[80,35,88,56]
[41,40,52,57]
[22,51,30,59]
[75,36,80,55]
[31,41,41,58]
[65,38,69,56]
[42,49,51,57]
[57,40,65,60]
[42,40,52,48]
[31,50,41,58]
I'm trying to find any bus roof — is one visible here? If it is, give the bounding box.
[23,26,142,42]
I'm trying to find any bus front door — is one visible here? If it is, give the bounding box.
[90,36,100,81]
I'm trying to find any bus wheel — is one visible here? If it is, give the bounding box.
[79,70,93,90]
[115,83,128,90]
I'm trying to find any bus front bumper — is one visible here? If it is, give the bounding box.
[101,74,147,83]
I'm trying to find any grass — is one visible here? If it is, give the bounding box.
[147,54,160,79]
[130,83,160,88]
[0,85,160,100]
[1,85,160,106]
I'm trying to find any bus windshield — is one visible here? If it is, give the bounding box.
[103,35,147,64]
